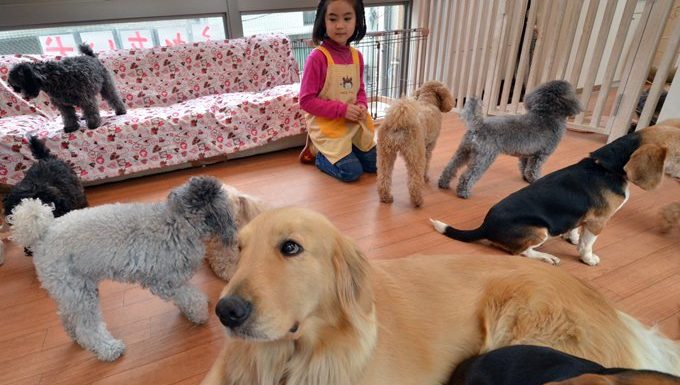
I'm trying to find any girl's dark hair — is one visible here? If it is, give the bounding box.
[312,0,367,45]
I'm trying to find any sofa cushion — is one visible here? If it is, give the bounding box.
[0,82,304,185]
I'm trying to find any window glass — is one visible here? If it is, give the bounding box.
[0,16,226,55]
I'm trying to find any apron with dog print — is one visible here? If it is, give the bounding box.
[305,46,375,164]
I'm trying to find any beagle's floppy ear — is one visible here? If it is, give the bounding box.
[332,234,373,316]
[624,144,667,190]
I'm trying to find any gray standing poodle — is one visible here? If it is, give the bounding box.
[438,80,582,198]
[8,44,126,133]
[7,176,236,361]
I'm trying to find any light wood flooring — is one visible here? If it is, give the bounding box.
[0,113,678,384]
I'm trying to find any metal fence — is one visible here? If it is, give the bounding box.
[291,27,429,119]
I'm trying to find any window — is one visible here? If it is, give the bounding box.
[241,4,406,40]
[0,16,226,55]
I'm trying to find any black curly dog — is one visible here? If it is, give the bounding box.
[8,44,127,132]
[3,136,88,255]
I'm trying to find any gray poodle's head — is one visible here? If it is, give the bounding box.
[524,80,582,118]
[168,176,237,247]
[8,63,44,100]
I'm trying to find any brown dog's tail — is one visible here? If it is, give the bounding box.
[381,99,420,135]
[430,218,485,242]
[78,43,96,57]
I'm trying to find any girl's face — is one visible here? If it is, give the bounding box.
[325,0,356,45]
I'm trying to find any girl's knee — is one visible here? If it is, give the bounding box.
[337,162,363,182]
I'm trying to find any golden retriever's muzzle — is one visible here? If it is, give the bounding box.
[215,295,252,329]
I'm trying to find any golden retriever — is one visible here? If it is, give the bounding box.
[201,207,680,385]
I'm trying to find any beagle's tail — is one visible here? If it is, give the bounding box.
[7,198,55,250]
[430,218,486,242]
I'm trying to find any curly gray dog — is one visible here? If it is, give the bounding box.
[8,44,126,133]
[7,176,236,361]
[438,80,582,198]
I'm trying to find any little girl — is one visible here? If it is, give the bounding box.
[299,0,376,182]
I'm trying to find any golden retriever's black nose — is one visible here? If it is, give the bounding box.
[216,296,252,328]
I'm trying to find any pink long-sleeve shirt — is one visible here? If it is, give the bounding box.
[299,39,368,119]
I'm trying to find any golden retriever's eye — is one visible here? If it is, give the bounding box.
[280,240,303,257]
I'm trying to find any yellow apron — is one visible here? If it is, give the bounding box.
[305,46,375,164]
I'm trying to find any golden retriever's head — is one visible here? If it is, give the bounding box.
[215,207,372,342]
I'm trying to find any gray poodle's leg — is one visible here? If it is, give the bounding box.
[438,146,470,189]
[377,145,398,204]
[519,156,529,176]
[153,284,209,324]
[101,71,127,115]
[456,152,498,199]
[81,98,102,129]
[523,153,550,183]
[53,278,125,361]
[54,101,80,133]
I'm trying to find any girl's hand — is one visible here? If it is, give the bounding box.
[358,105,367,121]
[345,104,363,122]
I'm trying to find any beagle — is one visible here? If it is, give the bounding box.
[431,124,677,265]
[448,345,680,385]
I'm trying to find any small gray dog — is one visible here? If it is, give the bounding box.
[7,176,235,361]
[438,80,582,198]
[8,44,126,133]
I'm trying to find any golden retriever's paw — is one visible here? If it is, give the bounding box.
[580,253,600,266]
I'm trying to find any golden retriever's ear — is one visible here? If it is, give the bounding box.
[624,144,667,190]
[332,235,373,315]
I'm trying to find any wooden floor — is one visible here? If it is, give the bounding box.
[1,113,678,385]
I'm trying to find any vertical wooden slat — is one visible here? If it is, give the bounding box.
[451,0,469,105]
[449,0,467,102]
[539,0,567,84]
[552,0,583,79]
[510,0,539,113]
[574,0,617,125]
[456,0,478,109]
[606,0,673,141]
[566,0,599,87]
[466,0,488,97]
[476,0,499,97]
[487,0,514,113]
[425,0,442,81]
[658,53,680,122]
[591,0,637,128]
[526,0,551,93]
[638,16,680,128]
[439,1,456,84]
[482,0,508,114]
[498,0,528,112]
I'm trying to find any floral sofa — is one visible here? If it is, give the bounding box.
[0,33,306,187]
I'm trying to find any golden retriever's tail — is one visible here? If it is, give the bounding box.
[430,218,485,242]
[617,311,680,376]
